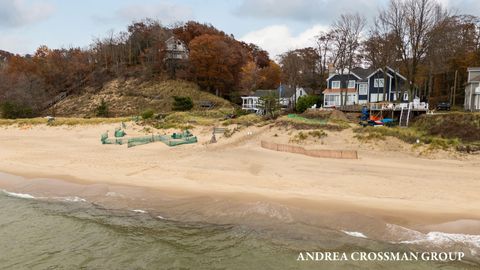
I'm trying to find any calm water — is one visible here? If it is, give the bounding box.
[0,191,478,270]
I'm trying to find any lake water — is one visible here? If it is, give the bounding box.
[0,184,478,269]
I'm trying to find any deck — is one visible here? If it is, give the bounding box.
[336,102,429,112]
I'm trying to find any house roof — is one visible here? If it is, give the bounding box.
[327,66,406,82]
[323,88,357,94]
[254,89,277,97]
[351,67,375,79]
[279,85,296,98]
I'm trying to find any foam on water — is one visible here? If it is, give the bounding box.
[400,232,480,248]
[132,209,147,214]
[57,196,87,203]
[387,223,480,250]
[1,189,36,199]
[1,189,88,203]
[342,230,368,238]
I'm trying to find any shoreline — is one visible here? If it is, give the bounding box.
[0,123,479,239]
[1,170,480,236]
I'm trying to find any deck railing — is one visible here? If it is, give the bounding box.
[369,102,428,111]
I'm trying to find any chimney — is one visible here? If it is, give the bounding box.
[328,63,336,77]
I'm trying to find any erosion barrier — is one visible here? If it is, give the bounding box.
[261,141,358,160]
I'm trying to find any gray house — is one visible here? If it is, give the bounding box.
[465,67,480,111]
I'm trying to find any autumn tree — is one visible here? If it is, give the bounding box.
[189,34,248,97]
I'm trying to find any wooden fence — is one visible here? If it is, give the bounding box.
[261,141,358,160]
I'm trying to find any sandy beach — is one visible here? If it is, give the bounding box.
[0,122,479,234]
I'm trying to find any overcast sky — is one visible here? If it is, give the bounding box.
[0,0,479,58]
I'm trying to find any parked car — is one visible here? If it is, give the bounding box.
[436,101,451,111]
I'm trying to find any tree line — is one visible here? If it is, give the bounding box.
[0,19,281,116]
[280,0,480,105]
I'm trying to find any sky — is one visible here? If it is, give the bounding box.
[0,0,479,58]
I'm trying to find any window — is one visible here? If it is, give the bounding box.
[374,78,384,88]
[348,80,355,88]
[359,84,368,95]
[325,95,340,106]
[403,93,409,101]
[370,93,384,102]
[331,81,340,89]
[347,94,356,104]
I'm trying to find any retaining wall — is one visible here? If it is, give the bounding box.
[261,141,358,160]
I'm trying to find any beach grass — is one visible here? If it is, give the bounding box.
[0,117,132,126]
[353,126,461,151]
[276,114,349,131]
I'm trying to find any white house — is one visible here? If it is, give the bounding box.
[164,37,189,60]
[465,67,480,111]
[241,86,307,113]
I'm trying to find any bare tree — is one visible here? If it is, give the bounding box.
[316,31,333,90]
[379,0,447,101]
[331,13,366,106]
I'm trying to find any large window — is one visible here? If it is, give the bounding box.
[325,95,340,106]
[347,94,356,104]
[348,80,355,88]
[331,81,340,89]
[370,93,384,102]
[374,78,384,88]
[359,84,368,95]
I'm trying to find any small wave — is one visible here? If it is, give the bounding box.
[106,191,125,198]
[58,196,87,203]
[132,209,147,214]
[1,189,36,199]
[342,230,368,239]
[157,215,166,220]
[400,232,480,248]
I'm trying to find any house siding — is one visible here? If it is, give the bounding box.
[367,70,408,102]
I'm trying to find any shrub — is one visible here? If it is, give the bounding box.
[141,109,155,119]
[95,99,109,117]
[1,102,34,119]
[172,96,193,111]
[296,95,320,113]
[259,93,281,119]
[308,130,327,139]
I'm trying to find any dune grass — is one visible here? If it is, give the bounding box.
[354,126,461,151]
[275,114,349,131]
[0,117,132,126]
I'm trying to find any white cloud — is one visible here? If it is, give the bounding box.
[240,24,329,59]
[113,1,194,26]
[0,0,55,27]
[235,0,379,23]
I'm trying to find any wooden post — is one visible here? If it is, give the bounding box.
[453,70,458,107]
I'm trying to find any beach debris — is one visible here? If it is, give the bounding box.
[114,127,126,138]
